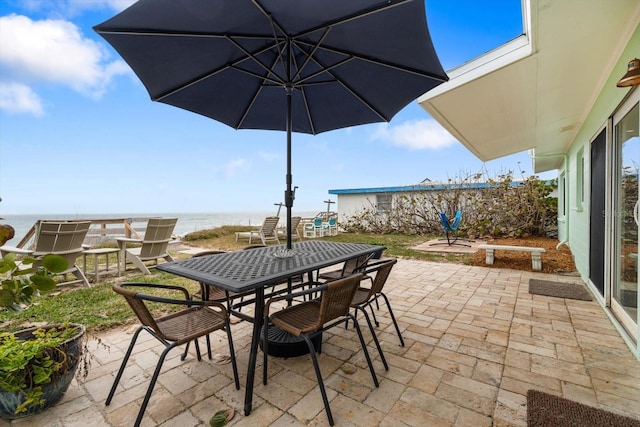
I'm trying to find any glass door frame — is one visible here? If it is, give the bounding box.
[610,88,639,342]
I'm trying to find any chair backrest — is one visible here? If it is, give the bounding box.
[440,211,462,232]
[367,258,398,295]
[34,221,91,267]
[317,274,363,327]
[314,217,323,227]
[439,212,450,231]
[290,216,302,230]
[450,210,462,231]
[341,253,372,276]
[260,217,280,234]
[139,218,177,258]
[112,283,161,335]
[112,283,200,343]
[34,221,90,253]
[328,218,337,226]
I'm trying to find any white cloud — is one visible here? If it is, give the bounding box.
[222,158,250,178]
[0,14,129,114]
[372,119,457,150]
[257,151,280,162]
[0,82,44,116]
[19,0,136,15]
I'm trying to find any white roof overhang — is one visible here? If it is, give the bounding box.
[418,0,640,173]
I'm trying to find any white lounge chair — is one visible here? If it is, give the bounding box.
[116,218,177,274]
[0,220,91,287]
[235,216,280,245]
[277,216,302,241]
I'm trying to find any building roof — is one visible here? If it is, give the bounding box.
[329,181,518,195]
[418,0,640,173]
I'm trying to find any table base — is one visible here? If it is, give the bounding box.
[260,326,322,358]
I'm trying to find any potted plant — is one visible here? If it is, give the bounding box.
[0,252,87,419]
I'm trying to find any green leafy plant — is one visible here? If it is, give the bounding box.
[209,409,234,426]
[0,253,68,312]
[0,324,85,415]
[0,253,99,418]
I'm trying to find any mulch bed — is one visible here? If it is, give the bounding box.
[470,237,577,274]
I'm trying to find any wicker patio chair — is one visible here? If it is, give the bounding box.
[107,282,240,427]
[262,274,379,426]
[317,252,373,282]
[348,258,404,371]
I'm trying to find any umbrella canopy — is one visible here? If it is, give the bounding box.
[94,0,448,249]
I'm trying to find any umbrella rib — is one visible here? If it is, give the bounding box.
[293,0,416,40]
[295,40,447,82]
[235,48,284,129]
[226,35,286,85]
[288,47,317,134]
[291,28,330,83]
[154,38,284,102]
[95,27,281,41]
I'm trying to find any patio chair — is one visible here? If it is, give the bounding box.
[348,258,404,371]
[431,210,475,247]
[116,217,177,274]
[189,250,242,358]
[303,217,324,238]
[234,216,280,245]
[262,274,378,426]
[0,220,91,287]
[277,216,302,241]
[107,282,239,427]
[317,252,373,283]
[323,217,338,236]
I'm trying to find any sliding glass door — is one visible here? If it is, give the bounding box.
[612,91,639,341]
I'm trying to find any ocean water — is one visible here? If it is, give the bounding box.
[0,211,318,246]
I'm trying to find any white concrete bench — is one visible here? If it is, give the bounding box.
[478,244,546,271]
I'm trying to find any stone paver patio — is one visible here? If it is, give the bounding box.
[2,258,639,426]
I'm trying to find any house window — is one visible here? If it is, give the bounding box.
[559,172,566,217]
[576,148,584,211]
[376,194,392,214]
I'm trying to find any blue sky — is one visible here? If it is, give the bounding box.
[0,0,554,215]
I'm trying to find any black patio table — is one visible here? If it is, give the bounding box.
[156,240,385,416]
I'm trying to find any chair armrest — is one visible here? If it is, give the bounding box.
[118,282,228,313]
[265,282,328,315]
[116,237,142,251]
[361,258,395,275]
[0,245,34,256]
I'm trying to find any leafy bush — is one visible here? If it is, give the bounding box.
[341,169,557,238]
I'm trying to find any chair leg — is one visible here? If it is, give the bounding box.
[349,313,379,388]
[106,325,144,405]
[182,336,211,361]
[379,292,405,347]
[262,316,269,385]
[355,306,388,371]
[225,318,240,390]
[127,253,152,275]
[302,334,334,426]
[134,344,175,427]
[368,303,379,327]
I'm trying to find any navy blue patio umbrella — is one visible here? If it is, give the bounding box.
[94,0,448,249]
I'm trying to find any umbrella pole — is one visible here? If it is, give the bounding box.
[285,88,293,250]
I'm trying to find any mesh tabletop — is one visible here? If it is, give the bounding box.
[157,241,384,293]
